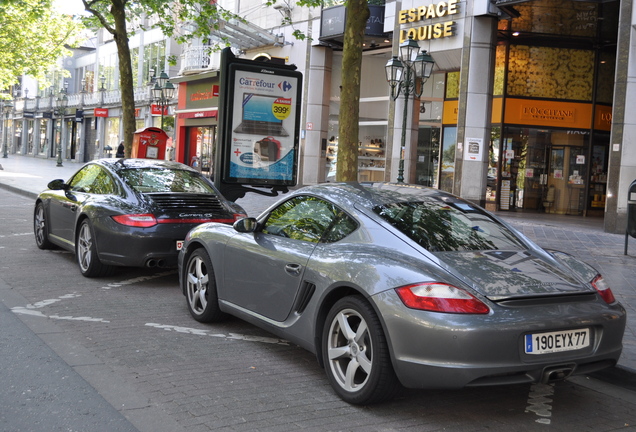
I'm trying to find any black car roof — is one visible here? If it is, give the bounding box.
[96,158,198,174]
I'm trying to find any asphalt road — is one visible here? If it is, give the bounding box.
[2,187,636,432]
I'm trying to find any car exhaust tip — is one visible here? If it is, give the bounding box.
[156,259,165,268]
[146,259,156,267]
[541,365,575,384]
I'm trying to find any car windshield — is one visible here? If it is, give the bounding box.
[373,198,526,252]
[120,168,217,194]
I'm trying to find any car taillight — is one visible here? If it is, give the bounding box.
[591,275,616,304]
[112,213,158,227]
[395,283,490,314]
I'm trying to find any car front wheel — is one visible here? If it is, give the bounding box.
[322,296,400,405]
[76,219,113,278]
[184,248,226,323]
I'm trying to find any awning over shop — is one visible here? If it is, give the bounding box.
[208,17,278,51]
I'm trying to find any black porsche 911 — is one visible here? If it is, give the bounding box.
[34,158,246,277]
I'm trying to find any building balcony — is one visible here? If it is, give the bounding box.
[180,46,221,75]
[11,85,177,117]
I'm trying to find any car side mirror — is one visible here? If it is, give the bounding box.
[233,217,258,233]
[47,179,70,191]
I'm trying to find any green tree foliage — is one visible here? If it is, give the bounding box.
[80,0,239,156]
[0,0,82,91]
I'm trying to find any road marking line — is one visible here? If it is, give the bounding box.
[525,383,555,425]
[100,270,176,290]
[0,232,32,238]
[12,307,110,323]
[145,323,289,346]
[11,293,110,323]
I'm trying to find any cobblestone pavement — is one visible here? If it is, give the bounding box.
[1,156,636,432]
[1,155,635,372]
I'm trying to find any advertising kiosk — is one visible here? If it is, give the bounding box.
[214,49,303,201]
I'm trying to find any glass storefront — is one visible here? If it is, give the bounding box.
[488,0,617,215]
[492,126,606,215]
[38,119,48,156]
[13,120,22,154]
[105,117,120,151]
[186,126,216,177]
[415,126,439,187]
[326,52,390,183]
[26,120,34,154]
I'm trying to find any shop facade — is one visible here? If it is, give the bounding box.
[168,0,626,229]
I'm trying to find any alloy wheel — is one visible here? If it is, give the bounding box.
[186,254,208,315]
[77,222,93,273]
[326,307,373,393]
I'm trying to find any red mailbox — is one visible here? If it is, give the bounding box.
[131,127,169,159]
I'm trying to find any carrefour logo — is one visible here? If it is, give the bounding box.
[278,81,293,92]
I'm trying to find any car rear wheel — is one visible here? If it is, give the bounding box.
[76,219,113,278]
[185,248,226,323]
[34,202,55,250]
[322,296,400,405]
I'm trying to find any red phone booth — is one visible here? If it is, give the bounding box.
[131,127,169,159]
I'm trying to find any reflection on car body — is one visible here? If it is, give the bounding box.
[178,182,625,404]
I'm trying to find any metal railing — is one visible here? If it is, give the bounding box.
[12,85,171,115]
[180,45,221,74]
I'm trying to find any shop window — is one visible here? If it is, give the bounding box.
[440,127,457,193]
[509,0,598,38]
[445,72,460,99]
[27,120,34,154]
[38,119,47,155]
[507,45,594,101]
[415,127,440,188]
[493,45,506,96]
[596,50,616,104]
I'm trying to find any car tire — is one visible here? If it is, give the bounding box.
[184,248,226,323]
[34,202,55,250]
[76,219,113,278]
[322,296,400,405]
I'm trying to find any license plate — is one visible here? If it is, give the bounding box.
[525,329,590,355]
[176,240,184,251]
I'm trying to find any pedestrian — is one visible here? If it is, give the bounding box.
[116,140,125,158]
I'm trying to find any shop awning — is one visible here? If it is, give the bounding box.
[208,17,278,51]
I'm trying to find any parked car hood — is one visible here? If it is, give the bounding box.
[435,250,594,301]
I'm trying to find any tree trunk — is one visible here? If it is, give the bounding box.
[111,0,135,157]
[336,0,369,182]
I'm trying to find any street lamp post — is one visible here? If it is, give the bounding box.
[385,35,435,183]
[55,89,68,167]
[2,100,13,159]
[150,70,175,130]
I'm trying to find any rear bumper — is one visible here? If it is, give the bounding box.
[93,217,201,268]
[372,290,626,389]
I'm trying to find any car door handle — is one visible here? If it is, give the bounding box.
[285,263,302,276]
[63,203,77,212]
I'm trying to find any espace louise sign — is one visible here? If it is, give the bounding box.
[398,0,458,42]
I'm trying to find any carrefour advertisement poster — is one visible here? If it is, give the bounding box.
[226,64,301,185]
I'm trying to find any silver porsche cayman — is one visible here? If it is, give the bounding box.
[178,182,626,404]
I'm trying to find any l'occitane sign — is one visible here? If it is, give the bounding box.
[398,0,458,42]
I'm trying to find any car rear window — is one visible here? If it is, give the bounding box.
[120,168,217,194]
[373,199,526,252]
